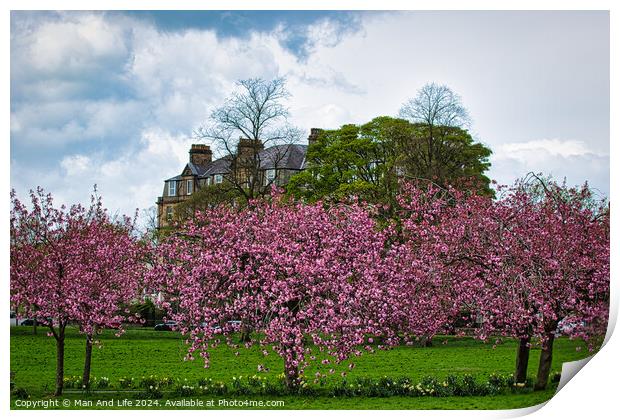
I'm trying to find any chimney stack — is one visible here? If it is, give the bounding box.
[237,138,264,164]
[189,144,212,166]
[308,128,323,146]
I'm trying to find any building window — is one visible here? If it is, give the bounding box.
[168,180,177,196]
[206,177,211,186]
[215,174,223,184]
[265,169,276,185]
[187,179,193,195]
[166,207,173,220]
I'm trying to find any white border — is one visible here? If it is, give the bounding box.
[3,1,616,420]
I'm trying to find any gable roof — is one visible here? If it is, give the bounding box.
[164,174,183,182]
[186,162,210,176]
[166,143,308,181]
[258,144,307,170]
[202,156,232,176]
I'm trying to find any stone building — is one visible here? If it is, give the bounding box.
[156,129,322,228]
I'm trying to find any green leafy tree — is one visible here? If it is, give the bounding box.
[288,118,400,205]
[151,185,245,242]
[396,123,492,195]
[173,184,245,222]
[288,116,493,208]
[398,83,492,195]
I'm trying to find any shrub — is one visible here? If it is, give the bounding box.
[50,372,545,398]
[95,376,110,389]
[136,386,163,399]
[118,377,134,389]
[63,376,83,389]
[173,384,197,397]
[12,387,29,399]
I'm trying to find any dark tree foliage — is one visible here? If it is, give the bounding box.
[397,122,493,195]
[173,184,245,222]
[288,116,493,209]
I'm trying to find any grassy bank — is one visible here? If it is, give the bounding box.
[10,326,593,409]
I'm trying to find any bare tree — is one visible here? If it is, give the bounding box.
[399,82,471,129]
[138,206,160,244]
[195,77,302,201]
[397,83,486,188]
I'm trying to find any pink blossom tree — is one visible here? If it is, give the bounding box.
[389,182,487,346]
[149,195,397,388]
[494,178,609,389]
[407,183,539,383]
[393,178,609,388]
[147,178,608,392]
[10,188,145,395]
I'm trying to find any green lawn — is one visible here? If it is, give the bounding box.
[10,326,593,409]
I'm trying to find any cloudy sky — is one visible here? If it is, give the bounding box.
[10,10,609,224]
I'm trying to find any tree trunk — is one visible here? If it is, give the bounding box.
[514,336,531,384]
[428,125,434,170]
[82,334,93,389]
[284,365,299,390]
[239,322,252,343]
[534,333,555,390]
[239,325,252,343]
[33,319,37,335]
[424,336,433,347]
[54,332,65,396]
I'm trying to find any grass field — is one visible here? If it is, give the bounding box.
[10,326,594,410]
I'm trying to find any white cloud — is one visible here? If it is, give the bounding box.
[12,128,193,228]
[495,139,595,160]
[293,103,354,130]
[60,154,91,177]
[304,18,359,52]
[10,11,610,226]
[11,99,147,147]
[489,138,609,194]
[25,14,129,74]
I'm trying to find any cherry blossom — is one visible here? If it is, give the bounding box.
[10,188,145,395]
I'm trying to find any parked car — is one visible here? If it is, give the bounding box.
[154,321,177,331]
[194,320,243,333]
[20,318,52,326]
[555,319,587,337]
[205,320,242,331]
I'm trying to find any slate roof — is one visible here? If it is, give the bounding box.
[202,156,232,176]
[258,144,307,170]
[164,174,183,182]
[166,143,308,181]
[187,162,210,176]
